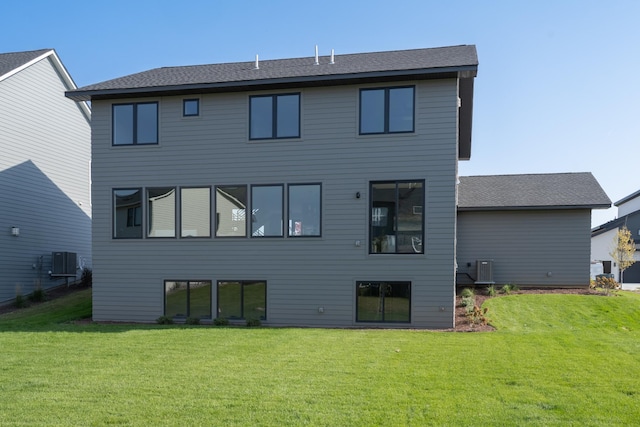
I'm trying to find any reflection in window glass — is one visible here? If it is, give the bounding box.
[137,103,158,144]
[181,187,210,237]
[251,185,283,237]
[276,94,300,138]
[183,99,199,116]
[148,187,176,237]
[288,184,321,237]
[112,102,158,145]
[360,89,385,134]
[250,96,273,139]
[250,94,300,139]
[165,280,212,319]
[114,188,142,238]
[359,87,414,134]
[356,281,410,322]
[370,181,424,254]
[113,104,134,145]
[217,280,266,320]
[216,186,247,237]
[388,87,414,132]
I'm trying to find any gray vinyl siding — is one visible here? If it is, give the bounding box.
[90,79,459,327]
[0,56,91,302]
[456,210,592,287]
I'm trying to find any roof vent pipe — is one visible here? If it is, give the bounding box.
[254,54,259,70]
[314,45,319,65]
[330,49,335,64]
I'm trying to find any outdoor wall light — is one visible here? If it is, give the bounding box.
[356,192,361,199]
[11,226,19,237]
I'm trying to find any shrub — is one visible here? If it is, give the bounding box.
[591,276,620,295]
[460,288,474,298]
[29,281,46,302]
[461,296,475,309]
[14,285,27,308]
[213,317,229,326]
[467,305,490,326]
[246,318,261,327]
[186,317,200,325]
[80,267,93,287]
[500,284,518,294]
[486,285,496,297]
[156,316,174,324]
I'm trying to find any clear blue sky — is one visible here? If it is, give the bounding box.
[3,0,639,227]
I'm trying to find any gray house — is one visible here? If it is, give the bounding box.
[591,189,640,283]
[0,49,92,302]
[457,173,610,287]
[65,45,608,328]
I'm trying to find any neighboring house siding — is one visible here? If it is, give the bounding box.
[0,56,91,302]
[457,209,591,287]
[90,79,459,327]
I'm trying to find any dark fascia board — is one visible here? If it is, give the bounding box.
[458,77,474,160]
[458,204,611,212]
[65,65,477,102]
[614,189,640,206]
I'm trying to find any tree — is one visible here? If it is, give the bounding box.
[610,226,637,283]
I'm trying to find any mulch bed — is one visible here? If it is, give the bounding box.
[1,284,609,332]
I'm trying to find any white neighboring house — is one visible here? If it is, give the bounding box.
[591,189,640,288]
[0,49,91,302]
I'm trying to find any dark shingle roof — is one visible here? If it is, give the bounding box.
[66,45,478,101]
[0,49,52,79]
[458,172,611,210]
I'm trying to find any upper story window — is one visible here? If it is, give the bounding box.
[216,186,248,237]
[359,87,414,134]
[113,102,158,145]
[147,187,176,238]
[250,94,300,140]
[183,99,199,117]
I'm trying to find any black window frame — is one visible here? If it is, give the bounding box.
[180,186,212,238]
[215,185,248,238]
[146,187,177,239]
[287,183,322,238]
[359,86,415,135]
[164,280,212,320]
[113,188,143,239]
[216,280,267,320]
[112,102,159,145]
[249,93,301,140]
[369,180,424,254]
[183,99,200,117]
[356,281,411,323]
[250,184,284,238]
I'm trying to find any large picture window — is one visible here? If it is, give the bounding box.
[216,186,247,237]
[288,184,321,237]
[250,94,300,139]
[165,280,212,319]
[370,181,424,254]
[147,187,176,238]
[181,187,211,238]
[251,185,283,237]
[360,87,414,134]
[112,102,158,145]
[113,188,142,238]
[356,281,411,323]
[217,281,266,320]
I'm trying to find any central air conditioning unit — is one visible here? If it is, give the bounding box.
[475,260,495,285]
[51,252,77,277]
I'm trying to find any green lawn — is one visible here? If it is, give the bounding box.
[1,289,639,426]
